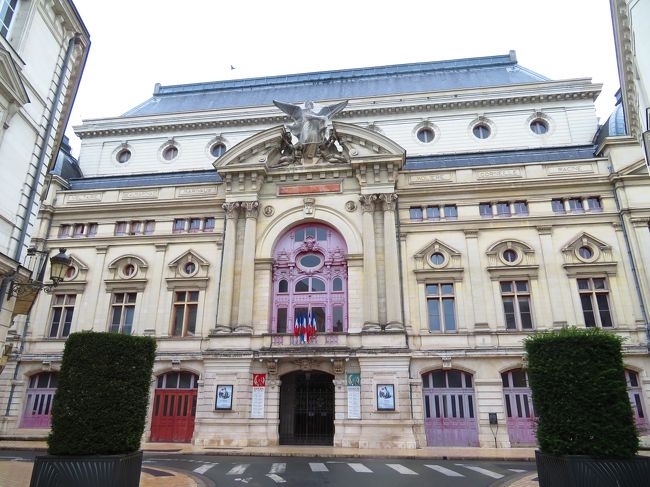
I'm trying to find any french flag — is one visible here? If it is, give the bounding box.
[309,315,317,342]
[300,315,307,343]
[293,316,300,337]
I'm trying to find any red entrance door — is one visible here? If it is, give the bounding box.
[20,372,57,429]
[150,372,198,443]
[502,369,536,446]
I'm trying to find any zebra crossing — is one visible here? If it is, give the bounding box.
[145,457,531,483]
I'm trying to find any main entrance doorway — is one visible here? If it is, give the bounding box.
[279,371,334,445]
[150,372,198,443]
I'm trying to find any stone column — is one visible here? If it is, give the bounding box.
[360,195,379,330]
[380,193,403,329]
[235,201,259,333]
[464,229,484,329]
[215,202,239,333]
[536,226,566,327]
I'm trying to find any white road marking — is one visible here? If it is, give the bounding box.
[266,473,287,483]
[227,464,250,475]
[193,463,217,474]
[425,465,465,477]
[456,464,504,479]
[386,464,418,475]
[508,468,528,473]
[309,462,329,472]
[269,463,286,474]
[348,463,373,473]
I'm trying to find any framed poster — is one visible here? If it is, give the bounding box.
[346,373,361,420]
[215,385,233,410]
[251,373,266,418]
[376,384,395,411]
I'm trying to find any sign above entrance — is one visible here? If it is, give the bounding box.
[278,182,341,196]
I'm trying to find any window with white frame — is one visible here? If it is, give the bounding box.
[48,294,76,338]
[410,205,457,221]
[552,197,602,214]
[171,291,199,337]
[577,277,613,327]
[479,201,528,218]
[500,281,533,330]
[109,292,136,334]
[426,283,456,332]
[0,0,17,38]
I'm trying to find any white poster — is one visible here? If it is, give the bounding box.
[347,373,361,419]
[250,373,266,419]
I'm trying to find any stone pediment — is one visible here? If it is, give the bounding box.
[561,232,616,276]
[0,46,29,106]
[616,160,649,177]
[413,239,462,269]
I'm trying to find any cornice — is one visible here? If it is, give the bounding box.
[74,81,601,140]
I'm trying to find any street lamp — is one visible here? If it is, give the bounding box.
[7,248,71,298]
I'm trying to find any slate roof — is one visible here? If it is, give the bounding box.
[68,170,220,190]
[123,52,549,117]
[594,95,626,147]
[403,146,597,170]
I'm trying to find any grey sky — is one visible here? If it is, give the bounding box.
[67,0,619,155]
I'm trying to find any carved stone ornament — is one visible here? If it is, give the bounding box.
[359,194,377,213]
[303,197,316,216]
[379,193,398,211]
[332,359,345,375]
[345,200,357,212]
[263,205,275,217]
[266,360,279,377]
[294,358,316,371]
[241,201,260,219]
[222,202,240,219]
[441,355,452,369]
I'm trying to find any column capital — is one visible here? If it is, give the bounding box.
[222,202,240,219]
[241,201,260,219]
[536,225,553,236]
[359,194,377,213]
[464,229,479,238]
[379,193,398,211]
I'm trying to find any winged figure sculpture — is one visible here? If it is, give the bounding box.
[273,100,348,147]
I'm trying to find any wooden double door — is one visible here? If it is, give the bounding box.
[150,372,198,443]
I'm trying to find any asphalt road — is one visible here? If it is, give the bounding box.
[143,453,536,487]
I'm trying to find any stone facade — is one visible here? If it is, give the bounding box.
[1,52,649,448]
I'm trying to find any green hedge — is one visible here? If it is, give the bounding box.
[524,327,638,458]
[48,332,156,455]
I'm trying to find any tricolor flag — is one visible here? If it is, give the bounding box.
[311,315,317,341]
[300,315,307,343]
[293,316,300,337]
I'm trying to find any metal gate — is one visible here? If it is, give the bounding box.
[150,372,198,443]
[20,372,57,429]
[279,371,334,445]
[422,369,479,446]
[502,369,536,446]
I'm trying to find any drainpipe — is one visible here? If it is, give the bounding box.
[213,207,228,329]
[611,180,650,352]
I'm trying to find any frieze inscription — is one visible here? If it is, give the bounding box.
[546,165,594,176]
[177,187,218,197]
[476,168,523,180]
[409,173,453,184]
[66,193,102,203]
[120,190,159,200]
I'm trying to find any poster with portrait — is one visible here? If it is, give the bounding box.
[376,384,395,411]
[251,373,266,418]
[346,373,361,420]
[215,385,233,410]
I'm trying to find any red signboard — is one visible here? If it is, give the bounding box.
[252,373,266,387]
[278,183,341,195]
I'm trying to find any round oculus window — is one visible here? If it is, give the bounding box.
[116,149,131,163]
[65,266,76,279]
[530,119,549,135]
[578,246,594,260]
[184,262,196,274]
[299,254,322,268]
[430,252,445,266]
[162,146,178,161]
[473,123,491,139]
[210,143,227,157]
[123,264,136,277]
[502,249,518,263]
[417,127,435,143]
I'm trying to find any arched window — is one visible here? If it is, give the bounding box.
[20,372,58,428]
[272,223,348,334]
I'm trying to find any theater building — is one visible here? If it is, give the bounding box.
[1,51,650,449]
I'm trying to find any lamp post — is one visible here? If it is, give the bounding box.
[7,248,71,298]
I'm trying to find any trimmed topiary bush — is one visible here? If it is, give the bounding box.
[525,327,638,459]
[48,332,156,455]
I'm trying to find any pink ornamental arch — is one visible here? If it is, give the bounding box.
[271,223,348,334]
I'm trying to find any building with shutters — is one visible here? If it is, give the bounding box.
[1,51,649,449]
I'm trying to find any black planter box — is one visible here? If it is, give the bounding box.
[29,450,142,487]
[536,450,650,487]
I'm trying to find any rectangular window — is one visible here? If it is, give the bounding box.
[568,198,584,213]
[58,225,71,238]
[332,306,344,332]
[203,217,215,232]
[443,205,458,219]
[86,223,98,237]
[73,224,85,237]
[479,203,492,218]
[143,220,155,235]
[577,278,613,328]
[114,221,127,236]
[109,292,137,335]
[426,283,456,332]
[426,206,440,220]
[0,0,17,38]
[173,219,186,233]
[171,291,199,336]
[410,207,423,221]
[129,221,142,235]
[551,199,565,214]
[513,201,529,215]
[189,218,201,233]
[500,281,533,330]
[495,202,511,217]
[276,308,287,333]
[586,197,602,211]
[49,294,76,338]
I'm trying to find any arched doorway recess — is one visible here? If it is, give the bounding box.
[150,371,198,442]
[20,372,58,428]
[279,370,334,445]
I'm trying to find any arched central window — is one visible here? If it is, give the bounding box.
[272,223,348,333]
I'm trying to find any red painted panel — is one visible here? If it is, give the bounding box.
[278,183,341,195]
[150,389,197,443]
